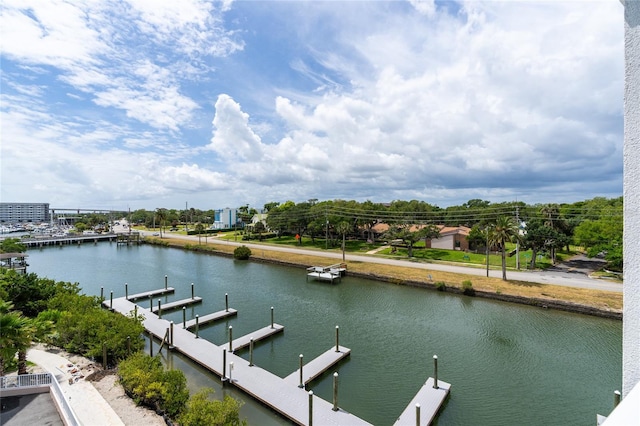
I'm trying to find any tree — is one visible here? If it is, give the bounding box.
[156,209,168,238]
[335,221,351,262]
[0,301,31,376]
[0,238,26,253]
[384,223,439,258]
[489,216,520,280]
[195,223,205,245]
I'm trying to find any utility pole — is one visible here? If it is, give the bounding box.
[325,208,328,250]
[515,206,520,270]
[185,202,188,232]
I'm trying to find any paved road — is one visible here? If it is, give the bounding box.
[137,229,622,293]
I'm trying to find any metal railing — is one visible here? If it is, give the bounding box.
[0,373,81,426]
[0,372,52,389]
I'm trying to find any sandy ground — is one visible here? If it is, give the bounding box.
[25,344,166,426]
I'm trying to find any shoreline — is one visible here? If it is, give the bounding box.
[147,238,623,320]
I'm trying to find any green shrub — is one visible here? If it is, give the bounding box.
[179,388,246,426]
[435,281,446,292]
[461,280,475,296]
[119,352,189,418]
[233,245,252,260]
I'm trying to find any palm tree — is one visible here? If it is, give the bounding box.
[335,221,351,262]
[195,223,204,245]
[156,209,167,238]
[490,216,520,280]
[0,301,32,376]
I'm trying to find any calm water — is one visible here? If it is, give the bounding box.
[26,243,622,425]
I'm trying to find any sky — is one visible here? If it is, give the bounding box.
[0,0,625,212]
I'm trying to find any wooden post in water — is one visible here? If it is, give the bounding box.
[225,293,229,312]
[308,391,313,426]
[229,326,233,352]
[100,286,104,302]
[195,315,199,338]
[614,390,621,408]
[149,336,153,357]
[415,403,420,426]
[125,283,128,299]
[433,355,438,389]
[191,283,194,300]
[335,326,340,352]
[157,300,162,318]
[249,338,254,366]
[182,306,186,328]
[150,298,153,311]
[333,372,339,411]
[299,354,304,388]
[170,321,174,347]
[164,275,168,290]
[271,306,274,328]
[109,291,113,310]
[229,361,234,383]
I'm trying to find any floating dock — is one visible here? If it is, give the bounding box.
[393,377,450,426]
[228,324,285,352]
[151,297,202,313]
[284,346,351,387]
[106,295,371,425]
[127,287,175,301]
[184,308,238,329]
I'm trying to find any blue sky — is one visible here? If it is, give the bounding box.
[0,0,624,211]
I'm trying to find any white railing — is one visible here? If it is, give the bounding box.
[0,373,81,426]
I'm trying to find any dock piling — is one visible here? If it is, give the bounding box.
[229,326,233,352]
[229,361,234,383]
[195,315,199,338]
[100,287,104,302]
[170,321,174,347]
[222,349,227,381]
[249,338,254,367]
[299,354,304,388]
[308,391,313,426]
[110,291,113,310]
[182,307,186,328]
[191,283,194,300]
[335,326,340,352]
[225,293,229,312]
[416,404,420,426]
[125,283,128,299]
[134,305,138,320]
[333,372,339,411]
[157,300,162,318]
[164,275,168,290]
[433,355,438,389]
[271,307,274,329]
[150,298,153,311]
[614,390,621,408]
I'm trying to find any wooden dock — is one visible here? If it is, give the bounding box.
[184,308,238,329]
[228,324,285,352]
[393,377,450,426]
[107,296,372,425]
[151,297,202,313]
[284,346,351,387]
[127,287,175,301]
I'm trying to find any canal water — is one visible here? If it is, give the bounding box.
[26,243,621,425]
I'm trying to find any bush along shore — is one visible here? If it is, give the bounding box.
[144,237,623,320]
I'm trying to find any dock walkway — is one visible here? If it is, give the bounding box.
[107,296,371,425]
[184,308,237,329]
[229,324,285,352]
[393,377,450,426]
[127,287,175,301]
[284,347,351,387]
[151,297,202,313]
